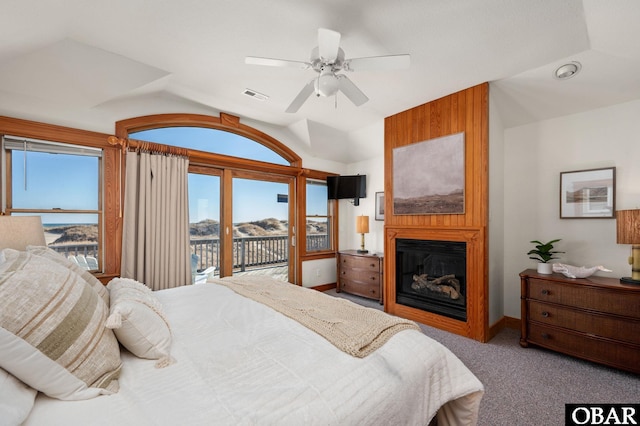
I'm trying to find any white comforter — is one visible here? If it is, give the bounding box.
[26,283,483,425]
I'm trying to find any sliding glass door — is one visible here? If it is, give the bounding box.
[188,172,221,279]
[188,169,294,282]
[231,172,293,281]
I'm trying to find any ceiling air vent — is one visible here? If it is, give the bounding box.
[242,88,269,101]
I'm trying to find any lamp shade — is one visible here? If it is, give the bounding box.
[356,215,369,234]
[616,209,640,244]
[0,215,46,250]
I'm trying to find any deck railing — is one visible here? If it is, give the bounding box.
[50,243,99,258]
[192,234,329,271]
[50,234,329,272]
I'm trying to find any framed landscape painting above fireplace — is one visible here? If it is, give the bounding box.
[392,132,465,215]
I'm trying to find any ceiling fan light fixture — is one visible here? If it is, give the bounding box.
[314,69,339,97]
[554,61,582,80]
[246,27,409,111]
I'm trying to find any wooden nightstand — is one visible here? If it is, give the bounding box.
[520,269,640,374]
[336,250,383,303]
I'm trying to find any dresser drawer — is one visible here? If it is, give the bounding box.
[528,301,640,345]
[527,323,640,373]
[528,278,640,319]
[339,254,380,272]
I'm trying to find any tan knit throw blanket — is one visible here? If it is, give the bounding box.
[214,275,420,358]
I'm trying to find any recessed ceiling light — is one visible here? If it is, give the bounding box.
[242,88,269,101]
[553,61,582,80]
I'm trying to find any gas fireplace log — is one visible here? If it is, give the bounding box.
[411,274,461,300]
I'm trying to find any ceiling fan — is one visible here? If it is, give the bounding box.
[245,28,410,113]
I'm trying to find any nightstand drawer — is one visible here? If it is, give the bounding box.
[528,301,640,344]
[340,278,381,299]
[339,254,380,272]
[528,278,640,318]
[339,267,380,285]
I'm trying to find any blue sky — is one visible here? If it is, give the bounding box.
[13,127,327,225]
[12,150,98,225]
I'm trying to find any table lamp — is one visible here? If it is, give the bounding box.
[0,215,46,250]
[616,209,640,284]
[356,215,369,254]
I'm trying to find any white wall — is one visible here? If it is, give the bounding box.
[488,90,505,326]
[502,98,640,318]
[343,122,385,255]
[301,258,338,288]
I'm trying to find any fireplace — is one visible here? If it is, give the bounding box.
[395,239,467,321]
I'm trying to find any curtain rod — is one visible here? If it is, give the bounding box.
[107,136,189,157]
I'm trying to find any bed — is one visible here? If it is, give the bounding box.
[0,218,483,425]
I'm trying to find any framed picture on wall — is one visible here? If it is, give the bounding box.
[375,192,384,221]
[560,167,615,218]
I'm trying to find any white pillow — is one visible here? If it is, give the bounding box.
[0,367,37,426]
[106,278,174,368]
[0,249,121,401]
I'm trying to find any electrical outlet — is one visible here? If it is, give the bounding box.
[315,268,321,277]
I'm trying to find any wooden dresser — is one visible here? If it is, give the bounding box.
[337,250,383,303]
[520,269,640,374]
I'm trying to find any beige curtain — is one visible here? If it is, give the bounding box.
[121,149,191,290]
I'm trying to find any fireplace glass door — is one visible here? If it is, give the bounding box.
[395,239,467,321]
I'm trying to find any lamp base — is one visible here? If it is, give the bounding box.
[620,277,640,285]
[357,249,369,254]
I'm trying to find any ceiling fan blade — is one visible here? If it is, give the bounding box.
[337,74,369,106]
[345,54,410,72]
[318,28,341,62]
[285,80,316,113]
[245,56,310,69]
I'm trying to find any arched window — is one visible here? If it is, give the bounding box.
[131,127,289,165]
[116,113,301,168]
[115,113,335,286]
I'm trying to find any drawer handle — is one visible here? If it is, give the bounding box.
[370,263,376,268]
[541,333,550,340]
[541,311,549,318]
[541,289,549,295]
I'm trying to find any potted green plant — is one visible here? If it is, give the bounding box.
[527,239,564,274]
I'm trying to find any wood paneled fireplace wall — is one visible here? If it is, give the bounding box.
[383,83,489,342]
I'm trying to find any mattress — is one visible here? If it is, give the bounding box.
[25,281,483,425]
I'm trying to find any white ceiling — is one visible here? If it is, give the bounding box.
[1,0,639,163]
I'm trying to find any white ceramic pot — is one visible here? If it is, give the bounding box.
[537,263,553,274]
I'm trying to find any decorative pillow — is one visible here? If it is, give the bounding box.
[0,249,121,401]
[26,245,109,306]
[0,367,37,426]
[106,278,174,368]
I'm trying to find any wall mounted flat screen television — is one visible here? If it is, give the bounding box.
[327,175,366,206]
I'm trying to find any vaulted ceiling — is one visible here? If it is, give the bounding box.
[1,0,639,163]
